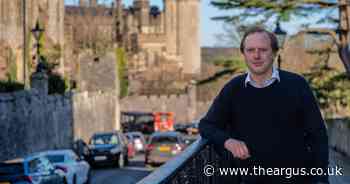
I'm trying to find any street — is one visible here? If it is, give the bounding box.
[90,154,152,184]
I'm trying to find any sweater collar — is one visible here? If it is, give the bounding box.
[244,66,280,88]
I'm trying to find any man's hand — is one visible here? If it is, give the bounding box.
[224,138,251,160]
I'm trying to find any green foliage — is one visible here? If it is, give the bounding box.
[213,57,247,71]
[46,44,62,63]
[0,80,24,93]
[304,65,350,118]
[37,21,62,64]
[26,32,33,72]
[211,0,339,29]
[197,68,238,85]
[198,57,246,85]
[32,21,68,94]
[5,48,17,82]
[38,22,46,57]
[37,56,68,94]
[48,73,68,94]
[116,47,129,98]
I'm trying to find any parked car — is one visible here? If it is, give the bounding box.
[174,123,189,134]
[186,122,199,135]
[125,131,146,153]
[73,139,90,160]
[87,131,129,168]
[40,149,90,184]
[0,155,65,184]
[145,131,187,166]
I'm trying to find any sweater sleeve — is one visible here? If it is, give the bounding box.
[299,78,329,183]
[199,82,233,153]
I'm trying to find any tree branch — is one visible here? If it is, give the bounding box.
[300,28,340,46]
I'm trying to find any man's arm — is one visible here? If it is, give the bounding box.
[299,78,329,184]
[199,84,232,153]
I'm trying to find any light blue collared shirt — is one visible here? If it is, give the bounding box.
[244,66,280,88]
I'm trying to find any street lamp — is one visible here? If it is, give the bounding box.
[31,21,45,72]
[274,21,286,69]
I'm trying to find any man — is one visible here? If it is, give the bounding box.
[199,27,329,184]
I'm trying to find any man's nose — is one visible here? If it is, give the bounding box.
[253,50,261,59]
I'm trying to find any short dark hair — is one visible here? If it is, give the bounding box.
[240,26,279,54]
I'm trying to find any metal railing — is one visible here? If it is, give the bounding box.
[137,137,239,184]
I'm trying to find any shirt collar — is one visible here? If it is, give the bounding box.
[244,66,280,87]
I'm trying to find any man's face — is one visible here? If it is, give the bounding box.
[242,32,275,76]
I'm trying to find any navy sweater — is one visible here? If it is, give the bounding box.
[199,70,329,183]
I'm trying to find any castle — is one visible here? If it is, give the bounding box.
[80,0,201,75]
[0,0,201,95]
[0,0,65,82]
[65,0,201,94]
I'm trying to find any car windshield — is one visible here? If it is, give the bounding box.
[46,155,65,163]
[91,134,119,145]
[151,136,178,144]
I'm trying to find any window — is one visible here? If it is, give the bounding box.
[91,134,119,145]
[151,136,178,144]
[47,155,65,163]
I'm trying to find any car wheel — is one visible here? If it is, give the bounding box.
[63,177,68,184]
[85,170,91,184]
[124,154,129,166]
[117,153,125,168]
[73,175,77,184]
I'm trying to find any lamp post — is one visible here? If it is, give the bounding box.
[274,21,286,69]
[31,21,45,72]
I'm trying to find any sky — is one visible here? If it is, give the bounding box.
[64,0,337,47]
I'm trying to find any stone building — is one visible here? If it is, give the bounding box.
[0,0,65,82]
[119,0,201,76]
[65,0,201,94]
[1,0,201,94]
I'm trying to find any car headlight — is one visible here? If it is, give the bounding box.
[110,147,121,154]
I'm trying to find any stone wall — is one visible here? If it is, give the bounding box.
[0,0,65,81]
[196,101,212,120]
[73,91,120,142]
[0,89,119,161]
[121,84,198,123]
[0,90,72,161]
[78,52,118,93]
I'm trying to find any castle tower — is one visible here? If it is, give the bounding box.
[133,0,150,33]
[164,0,178,55]
[177,0,201,75]
[79,0,88,7]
